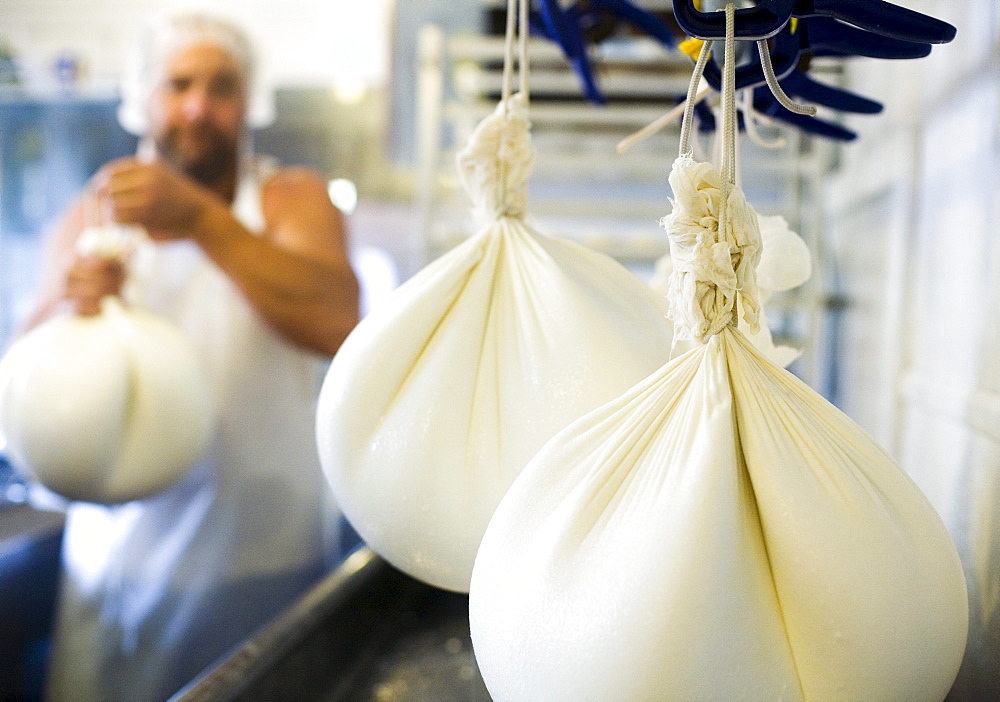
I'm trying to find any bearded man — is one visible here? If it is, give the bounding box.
[27,13,360,701]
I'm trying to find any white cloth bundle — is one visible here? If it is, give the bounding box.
[745,213,812,366]
[469,155,969,701]
[754,214,811,293]
[315,94,673,592]
[0,252,214,503]
[651,211,811,367]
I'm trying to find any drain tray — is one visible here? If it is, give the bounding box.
[173,547,492,702]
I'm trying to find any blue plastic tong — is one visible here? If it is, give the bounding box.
[672,0,956,43]
[530,0,956,138]
[534,0,678,104]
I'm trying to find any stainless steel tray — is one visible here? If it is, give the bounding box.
[173,547,492,702]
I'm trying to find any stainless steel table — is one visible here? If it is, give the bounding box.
[173,547,492,702]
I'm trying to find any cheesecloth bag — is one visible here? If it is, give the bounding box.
[470,9,968,700]
[0,223,214,503]
[315,0,672,593]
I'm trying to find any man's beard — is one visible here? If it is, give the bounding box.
[156,123,239,185]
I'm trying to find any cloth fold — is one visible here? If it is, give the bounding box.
[661,154,761,343]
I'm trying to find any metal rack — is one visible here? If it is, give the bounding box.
[411,9,820,277]
[412,15,693,274]
[410,8,833,383]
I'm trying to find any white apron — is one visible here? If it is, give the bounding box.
[44,159,341,702]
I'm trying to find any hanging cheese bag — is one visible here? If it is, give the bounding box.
[315,1,672,593]
[470,12,968,701]
[0,225,214,504]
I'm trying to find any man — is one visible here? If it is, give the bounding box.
[33,13,360,701]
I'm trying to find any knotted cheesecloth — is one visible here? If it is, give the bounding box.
[651,210,811,367]
[315,0,672,593]
[470,6,969,700]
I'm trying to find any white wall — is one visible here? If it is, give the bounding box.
[0,0,393,94]
[827,2,1000,697]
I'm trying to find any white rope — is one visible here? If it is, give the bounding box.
[616,83,711,154]
[620,7,819,155]
[720,4,737,200]
[491,0,533,222]
[457,0,534,224]
[617,38,715,154]
[519,0,529,103]
[500,0,530,105]
[713,2,737,329]
[741,89,787,149]
[661,2,762,342]
[500,0,517,104]
[756,39,816,115]
[678,40,715,158]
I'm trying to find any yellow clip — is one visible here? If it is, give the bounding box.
[679,37,707,62]
[790,17,798,33]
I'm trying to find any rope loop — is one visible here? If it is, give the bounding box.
[663,3,762,344]
[456,0,534,224]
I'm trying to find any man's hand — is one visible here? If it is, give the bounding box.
[94,157,217,240]
[65,255,126,316]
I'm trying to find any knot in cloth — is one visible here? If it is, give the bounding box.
[456,92,535,224]
[661,155,761,343]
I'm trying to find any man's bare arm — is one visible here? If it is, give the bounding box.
[98,158,360,356]
[192,167,360,356]
[21,197,125,330]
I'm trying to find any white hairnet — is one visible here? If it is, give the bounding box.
[118,11,275,135]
